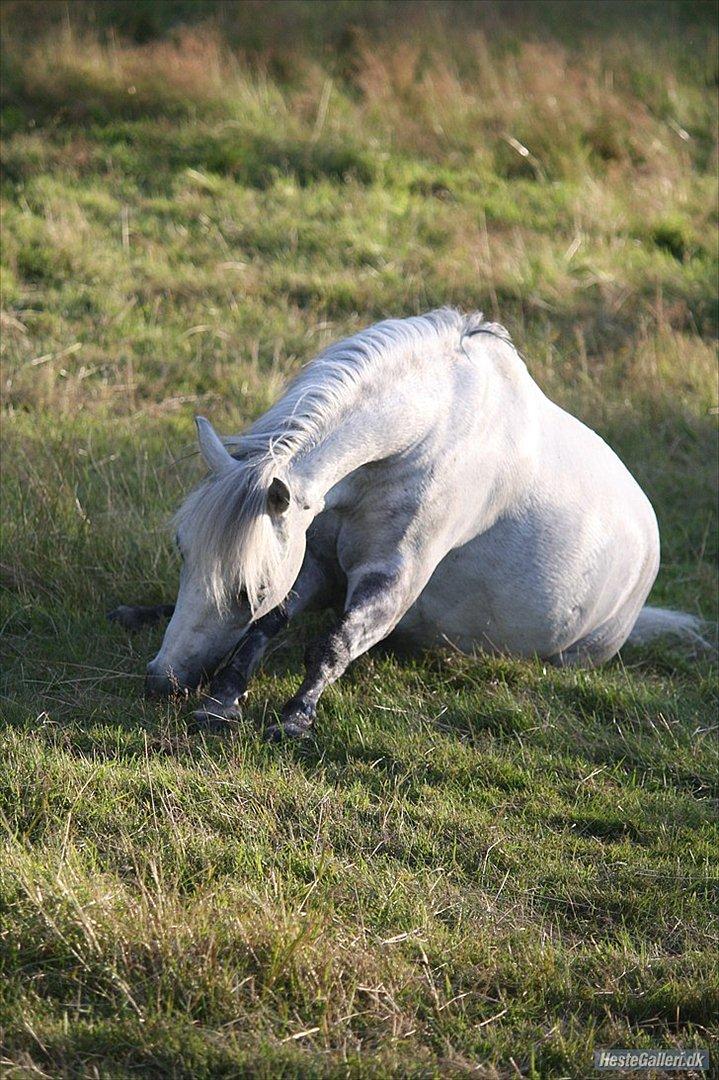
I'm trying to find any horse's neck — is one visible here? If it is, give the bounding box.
[287,383,429,504]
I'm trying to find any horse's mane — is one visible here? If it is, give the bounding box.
[173,308,511,616]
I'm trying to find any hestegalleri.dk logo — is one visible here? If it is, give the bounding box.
[594,1048,709,1071]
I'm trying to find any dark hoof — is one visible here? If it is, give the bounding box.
[264,721,313,743]
[109,604,174,631]
[107,605,143,631]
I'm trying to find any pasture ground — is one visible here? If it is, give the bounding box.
[1,3,717,1076]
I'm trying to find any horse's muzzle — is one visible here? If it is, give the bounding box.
[144,668,176,699]
[144,663,199,699]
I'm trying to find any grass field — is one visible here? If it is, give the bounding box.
[1,2,718,1076]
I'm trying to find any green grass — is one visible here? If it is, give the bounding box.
[1,3,717,1076]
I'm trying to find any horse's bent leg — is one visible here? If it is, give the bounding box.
[191,607,288,728]
[193,554,336,729]
[107,604,175,630]
[552,606,639,668]
[267,568,410,741]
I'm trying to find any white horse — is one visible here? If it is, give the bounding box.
[112,309,706,739]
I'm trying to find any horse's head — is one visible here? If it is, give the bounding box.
[145,417,311,697]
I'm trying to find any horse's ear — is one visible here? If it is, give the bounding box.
[267,477,291,515]
[195,416,234,474]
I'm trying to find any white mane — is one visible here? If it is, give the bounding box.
[225,307,505,464]
[174,308,511,616]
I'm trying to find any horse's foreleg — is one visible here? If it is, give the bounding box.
[267,568,411,741]
[191,607,288,728]
[192,553,335,730]
[107,604,175,630]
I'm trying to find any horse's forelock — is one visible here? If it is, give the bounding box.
[173,458,287,617]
